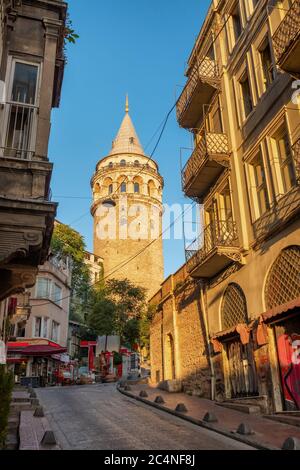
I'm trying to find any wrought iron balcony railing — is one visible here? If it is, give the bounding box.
[176,56,220,128]
[186,219,240,274]
[272,0,300,75]
[0,102,37,160]
[182,130,230,200]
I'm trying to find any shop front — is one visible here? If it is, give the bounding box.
[7,339,67,386]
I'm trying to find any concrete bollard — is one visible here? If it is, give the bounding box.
[203,412,218,423]
[154,396,165,404]
[282,437,300,450]
[41,431,57,446]
[34,406,44,418]
[236,423,255,436]
[139,390,148,398]
[175,403,188,413]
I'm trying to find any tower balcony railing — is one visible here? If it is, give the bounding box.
[96,161,160,178]
[176,56,220,129]
[0,102,38,160]
[253,138,300,242]
[272,0,300,77]
[186,219,241,278]
[182,130,230,202]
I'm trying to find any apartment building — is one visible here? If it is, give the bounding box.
[0,1,67,314]
[151,0,300,414]
[6,253,72,384]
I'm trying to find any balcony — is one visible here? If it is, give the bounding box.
[176,57,220,129]
[186,220,242,278]
[272,0,300,77]
[182,131,230,201]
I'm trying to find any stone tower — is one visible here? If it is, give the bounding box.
[91,97,164,299]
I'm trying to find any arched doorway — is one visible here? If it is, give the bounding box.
[265,246,300,411]
[165,334,175,380]
[221,283,258,398]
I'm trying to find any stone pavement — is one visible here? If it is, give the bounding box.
[36,384,254,450]
[120,383,300,450]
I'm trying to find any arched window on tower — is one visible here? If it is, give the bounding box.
[108,184,113,195]
[120,159,126,167]
[120,182,127,193]
[134,160,140,167]
[109,162,113,168]
[134,183,140,193]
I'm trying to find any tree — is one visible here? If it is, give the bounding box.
[51,222,93,322]
[87,279,148,347]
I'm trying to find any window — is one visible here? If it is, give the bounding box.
[129,137,134,145]
[43,318,48,339]
[120,159,126,167]
[134,183,140,193]
[34,317,42,337]
[249,150,270,218]
[134,160,140,166]
[109,162,113,168]
[11,62,38,104]
[4,61,39,158]
[275,131,296,193]
[52,283,62,306]
[231,4,242,44]
[51,321,60,343]
[108,184,113,195]
[259,40,274,90]
[120,182,126,193]
[240,73,253,118]
[36,278,51,299]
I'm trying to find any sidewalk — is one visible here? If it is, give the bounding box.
[118,383,300,450]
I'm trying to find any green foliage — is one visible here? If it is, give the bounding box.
[51,222,92,322]
[64,14,79,44]
[0,366,14,449]
[87,278,148,347]
[113,351,122,366]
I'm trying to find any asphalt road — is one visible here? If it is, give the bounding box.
[37,384,255,450]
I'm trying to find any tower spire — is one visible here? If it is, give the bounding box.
[125,94,129,113]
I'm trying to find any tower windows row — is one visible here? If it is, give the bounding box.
[94,177,161,198]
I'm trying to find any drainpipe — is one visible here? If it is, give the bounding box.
[200,281,216,401]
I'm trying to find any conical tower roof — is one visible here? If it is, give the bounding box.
[109,96,145,156]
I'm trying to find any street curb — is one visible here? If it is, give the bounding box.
[117,386,279,451]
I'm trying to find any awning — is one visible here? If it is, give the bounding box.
[211,323,252,352]
[7,342,67,357]
[262,297,300,323]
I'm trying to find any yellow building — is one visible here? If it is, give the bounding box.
[91,98,164,299]
[151,0,300,415]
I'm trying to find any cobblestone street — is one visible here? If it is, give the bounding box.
[36,384,254,450]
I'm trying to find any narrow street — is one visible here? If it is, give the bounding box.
[37,384,255,450]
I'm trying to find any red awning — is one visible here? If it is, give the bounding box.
[262,297,300,323]
[7,343,67,357]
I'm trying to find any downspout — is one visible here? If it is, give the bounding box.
[199,281,216,401]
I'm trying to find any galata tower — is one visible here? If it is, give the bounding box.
[91,97,164,299]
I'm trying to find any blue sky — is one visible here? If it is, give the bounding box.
[49,0,211,278]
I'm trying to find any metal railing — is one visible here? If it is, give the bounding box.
[0,102,37,160]
[272,0,300,63]
[97,161,160,177]
[176,56,220,124]
[182,130,229,192]
[186,219,239,271]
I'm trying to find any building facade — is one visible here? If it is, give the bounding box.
[84,250,104,285]
[0,1,67,325]
[6,253,72,384]
[151,0,300,414]
[91,98,164,299]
